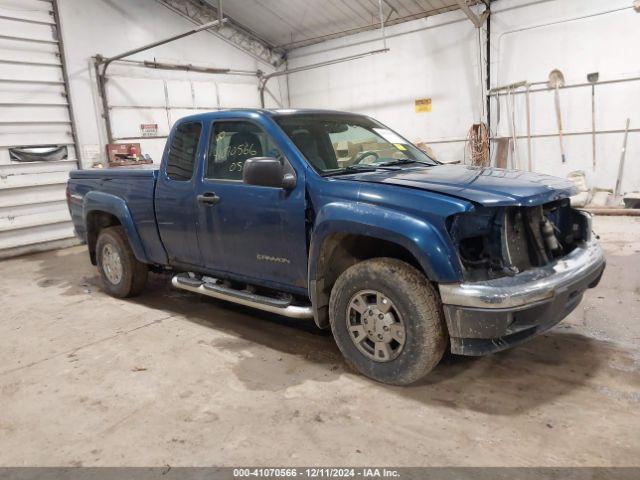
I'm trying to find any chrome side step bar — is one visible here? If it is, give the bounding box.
[171,274,314,320]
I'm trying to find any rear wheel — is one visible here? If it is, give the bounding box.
[96,226,148,298]
[329,257,447,385]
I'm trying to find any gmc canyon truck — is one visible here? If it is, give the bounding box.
[67,109,605,385]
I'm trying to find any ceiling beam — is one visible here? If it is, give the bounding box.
[277,4,460,51]
[457,0,490,28]
[156,0,285,66]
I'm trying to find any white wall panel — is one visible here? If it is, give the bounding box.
[170,108,199,123]
[106,77,167,107]
[286,8,479,158]
[106,75,262,156]
[218,82,261,108]
[490,0,640,190]
[50,0,283,173]
[166,80,193,107]
[286,0,640,192]
[110,107,170,140]
[192,81,219,108]
[137,138,167,164]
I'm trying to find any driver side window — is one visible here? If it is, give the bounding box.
[206,121,280,181]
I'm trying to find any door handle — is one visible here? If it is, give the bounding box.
[197,192,221,205]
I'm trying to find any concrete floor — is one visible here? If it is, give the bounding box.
[1,216,639,467]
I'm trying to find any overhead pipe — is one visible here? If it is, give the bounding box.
[493,4,634,90]
[525,83,532,171]
[96,56,261,143]
[97,19,225,72]
[485,2,634,164]
[289,0,573,61]
[95,18,226,143]
[217,0,223,24]
[489,73,640,167]
[157,0,282,67]
[115,58,257,76]
[587,72,599,169]
[489,75,640,97]
[416,126,640,146]
[378,0,388,50]
[485,9,491,141]
[490,127,640,141]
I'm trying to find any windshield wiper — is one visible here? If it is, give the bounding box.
[323,159,435,177]
[377,158,434,167]
[323,165,378,177]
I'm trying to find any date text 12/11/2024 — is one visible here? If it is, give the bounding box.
[233,468,400,478]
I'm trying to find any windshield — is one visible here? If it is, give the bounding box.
[274,113,437,175]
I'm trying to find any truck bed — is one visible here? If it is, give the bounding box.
[67,167,167,265]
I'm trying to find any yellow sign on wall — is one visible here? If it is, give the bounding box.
[415,98,432,113]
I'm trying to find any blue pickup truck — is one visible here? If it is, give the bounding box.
[67,109,605,385]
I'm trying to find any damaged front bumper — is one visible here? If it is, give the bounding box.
[438,238,605,356]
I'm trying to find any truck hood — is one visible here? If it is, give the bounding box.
[339,164,576,207]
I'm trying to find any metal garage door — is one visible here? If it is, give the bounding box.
[0,0,79,258]
[104,69,263,162]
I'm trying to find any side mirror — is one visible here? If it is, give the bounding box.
[243,157,296,189]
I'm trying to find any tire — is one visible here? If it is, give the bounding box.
[96,226,148,298]
[329,257,447,386]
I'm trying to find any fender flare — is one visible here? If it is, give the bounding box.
[307,201,462,328]
[83,190,149,264]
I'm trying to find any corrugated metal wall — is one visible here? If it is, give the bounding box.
[0,0,79,258]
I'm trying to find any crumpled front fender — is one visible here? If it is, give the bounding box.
[307,201,464,328]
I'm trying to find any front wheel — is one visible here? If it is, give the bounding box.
[329,258,447,385]
[96,226,148,298]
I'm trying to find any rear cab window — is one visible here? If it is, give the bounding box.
[166,122,202,181]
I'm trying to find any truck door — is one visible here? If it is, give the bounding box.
[155,121,204,267]
[194,119,308,292]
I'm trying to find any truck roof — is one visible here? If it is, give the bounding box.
[174,108,361,124]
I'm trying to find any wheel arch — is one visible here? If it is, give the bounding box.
[83,191,148,265]
[308,204,462,329]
